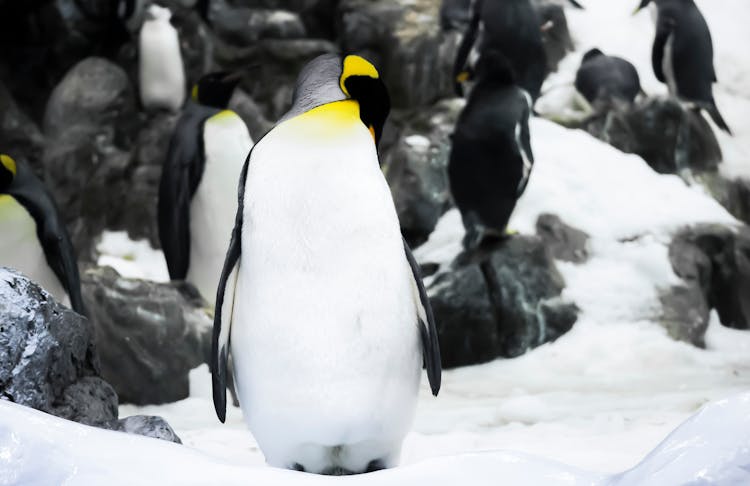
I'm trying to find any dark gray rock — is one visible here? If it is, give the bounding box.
[229,88,275,140]
[669,225,750,334]
[382,99,463,246]
[0,81,46,176]
[701,174,750,227]
[658,285,710,348]
[0,267,118,428]
[115,415,183,443]
[429,236,578,367]
[439,0,471,31]
[584,97,722,175]
[81,267,212,405]
[535,213,589,263]
[211,0,307,45]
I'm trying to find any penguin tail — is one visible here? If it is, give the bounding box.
[705,102,732,136]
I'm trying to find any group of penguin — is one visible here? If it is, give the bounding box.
[0,0,732,477]
[449,0,732,249]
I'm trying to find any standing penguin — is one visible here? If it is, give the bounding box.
[0,154,84,314]
[575,48,642,108]
[454,0,547,101]
[158,71,253,306]
[449,49,535,249]
[635,0,731,134]
[211,54,441,475]
[139,4,186,112]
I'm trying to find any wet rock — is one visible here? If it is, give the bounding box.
[584,97,722,175]
[535,213,589,263]
[115,415,183,443]
[669,225,750,334]
[429,236,578,367]
[382,99,463,247]
[81,267,212,405]
[0,267,118,428]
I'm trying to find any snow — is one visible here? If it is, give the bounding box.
[2,391,748,485]
[96,231,169,282]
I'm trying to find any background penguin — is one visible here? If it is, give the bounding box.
[575,48,642,109]
[211,54,441,475]
[139,4,186,112]
[449,49,535,250]
[0,154,84,314]
[453,0,547,101]
[158,71,253,306]
[635,0,731,134]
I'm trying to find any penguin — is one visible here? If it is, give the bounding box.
[0,154,84,314]
[454,0,547,101]
[575,48,642,108]
[448,49,535,250]
[635,0,731,134]
[158,71,253,306]
[139,4,186,112]
[211,54,441,475]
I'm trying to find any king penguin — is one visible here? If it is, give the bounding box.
[139,4,186,112]
[211,54,441,475]
[158,71,253,306]
[0,154,84,314]
[454,0,547,101]
[635,0,731,134]
[449,49,535,250]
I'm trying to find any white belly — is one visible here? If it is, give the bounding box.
[230,109,421,472]
[138,8,186,112]
[187,112,253,306]
[663,34,678,97]
[0,196,69,306]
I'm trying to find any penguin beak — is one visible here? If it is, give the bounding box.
[633,0,649,15]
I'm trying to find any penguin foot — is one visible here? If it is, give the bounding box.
[291,463,305,472]
[366,459,386,473]
[321,466,356,476]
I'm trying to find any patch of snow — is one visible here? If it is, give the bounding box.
[96,231,170,282]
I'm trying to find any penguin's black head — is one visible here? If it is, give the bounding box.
[340,55,391,147]
[633,0,652,13]
[474,49,516,85]
[0,154,17,191]
[192,71,243,109]
[582,48,605,63]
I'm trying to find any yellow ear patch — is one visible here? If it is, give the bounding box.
[191,84,199,101]
[1,154,17,176]
[340,55,380,96]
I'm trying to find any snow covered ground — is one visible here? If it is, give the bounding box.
[15,0,749,483]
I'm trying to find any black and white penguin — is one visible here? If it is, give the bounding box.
[635,0,731,134]
[158,71,253,306]
[449,50,535,249]
[139,4,186,112]
[0,154,84,314]
[575,48,642,108]
[454,0,547,100]
[211,54,441,475]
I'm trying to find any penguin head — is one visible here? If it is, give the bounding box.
[0,154,17,191]
[474,49,516,85]
[192,71,243,109]
[286,53,391,146]
[633,0,652,13]
[581,48,605,63]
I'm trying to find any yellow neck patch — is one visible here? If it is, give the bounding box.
[283,100,363,141]
[191,84,199,101]
[340,55,380,96]
[1,154,17,176]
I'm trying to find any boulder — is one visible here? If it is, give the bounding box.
[439,0,471,31]
[382,99,463,247]
[115,415,183,443]
[229,88,276,140]
[535,213,589,263]
[0,81,46,175]
[429,236,578,367]
[81,267,212,405]
[701,174,750,227]
[210,0,307,45]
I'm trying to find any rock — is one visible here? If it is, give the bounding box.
[439,0,471,31]
[701,174,750,226]
[115,415,183,443]
[535,213,589,263]
[229,88,275,140]
[382,99,463,246]
[669,225,750,333]
[0,81,46,175]
[81,267,212,405]
[429,236,578,367]
[658,285,710,348]
[0,267,118,428]
[584,97,722,175]
[210,0,307,45]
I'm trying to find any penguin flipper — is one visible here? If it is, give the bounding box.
[211,149,251,423]
[705,102,733,135]
[403,237,441,396]
[43,221,85,315]
[652,16,674,84]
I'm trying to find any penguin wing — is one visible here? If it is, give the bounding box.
[403,237,441,396]
[42,218,85,315]
[516,92,535,197]
[158,109,212,280]
[211,149,250,423]
[652,16,675,84]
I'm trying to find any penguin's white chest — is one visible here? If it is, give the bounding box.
[139,6,185,112]
[187,111,252,306]
[230,102,421,472]
[0,196,68,304]
[663,33,678,97]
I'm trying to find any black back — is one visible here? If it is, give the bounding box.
[454,0,547,100]
[158,101,220,280]
[4,159,85,315]
[575,49,641,105]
